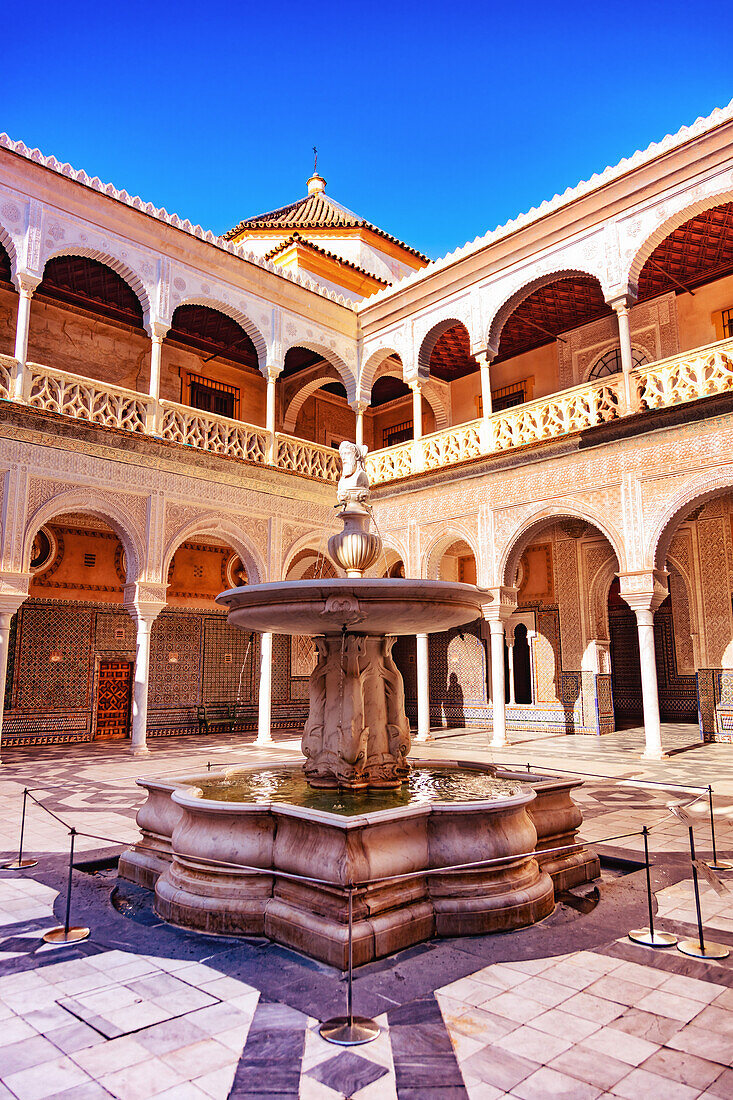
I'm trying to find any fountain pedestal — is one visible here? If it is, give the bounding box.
[303,633,410,789]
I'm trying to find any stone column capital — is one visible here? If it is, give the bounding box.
[0,572,32,615]
[147,320,170,342]
[124,581,167,623]
[266,363,283,383]
[616,570,668,613]
[13,271,41,297]
[407,378,422,395]
[473,347,494,367]
[351,399,369,415]
[606,292,637,315]
[482,586,519,623]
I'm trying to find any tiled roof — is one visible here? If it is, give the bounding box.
[226,192,429,262]
[264,233,389,288]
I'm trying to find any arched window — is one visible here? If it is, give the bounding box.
[588,346,649,380]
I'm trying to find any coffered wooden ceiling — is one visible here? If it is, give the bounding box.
[169,305,258,369]
[638,202,733,299]
[38,256,145,327]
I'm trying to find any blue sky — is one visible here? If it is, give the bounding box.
[5,1,731,260]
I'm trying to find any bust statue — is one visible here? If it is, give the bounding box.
[336,441,370,507]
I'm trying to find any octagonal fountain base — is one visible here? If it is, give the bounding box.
[119,761,598,968]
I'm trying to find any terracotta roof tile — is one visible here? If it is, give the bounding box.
[225,192,428,262]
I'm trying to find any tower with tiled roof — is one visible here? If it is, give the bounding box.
[224,171,428,301]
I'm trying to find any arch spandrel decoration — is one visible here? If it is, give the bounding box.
[649,470,733,573]
[623,184,733,295]
[498,504,626,591]
[162,514,267,587]
[22,490,146,584]
[0,214,20,282]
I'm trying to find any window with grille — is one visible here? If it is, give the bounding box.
[188,373,240,419]
[84,553,96,568]
[588,346,649,380]
[723,308,733,339]
[383,421,413,446]
[477,380,528,417]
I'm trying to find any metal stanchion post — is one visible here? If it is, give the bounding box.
[629,826,676,947]
[678,824,729,959]
[320,884,380,1046]
[707,786,732,872]
[2,788,38,869]
[42,828,90,944]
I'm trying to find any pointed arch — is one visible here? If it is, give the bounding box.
[23,490,145,582]
[174,296,268,371]
[372,358,450,431]
[359,347,403,401]
[162,514,266,586]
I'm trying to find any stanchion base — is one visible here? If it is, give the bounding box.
[708,861,733,872]
[42,926,90,944]
[1,859,38,869]
[628,928,678,947]
[319,1016,381,1046]
[677,938,730,959]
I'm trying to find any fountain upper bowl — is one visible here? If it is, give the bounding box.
[216,578,490,636]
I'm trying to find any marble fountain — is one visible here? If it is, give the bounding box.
[120,443,598,967]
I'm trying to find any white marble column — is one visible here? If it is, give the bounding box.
[147,323,168,433]
[0,583,31,766]
[130,610,160,755]
[635,609,664,760]
[610,295,636,412]
[489,621,507,747]
[354,401,368,449]
[507,642,516,705]
[257,631,274,743]
[476,350,493,418]
[415,632,430,742]
[410,381,423,440]
[617,571,668,760]
[12,274,41,400]
[265,367,279,464]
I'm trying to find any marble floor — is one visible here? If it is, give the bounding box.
[0,726,732,1099]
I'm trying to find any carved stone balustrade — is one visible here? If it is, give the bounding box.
[275,432,340,481]
[27,362,152,433]
[0,354,13,401]
[159,400,268,464]
[635,336,733,412]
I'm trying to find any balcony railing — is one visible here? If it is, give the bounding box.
[2,337,733,487]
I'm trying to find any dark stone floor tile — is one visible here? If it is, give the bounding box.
[388,997,442,1026]
[390,1020,455,1055]
[393,1056,465,1088]
[309,1050,388,1094]
[397,1089,468,1099]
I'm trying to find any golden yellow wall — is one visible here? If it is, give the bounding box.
[367,398,435,448]
[0,285,17,357]
[676,272,733,352]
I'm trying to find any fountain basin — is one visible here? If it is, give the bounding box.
[217,578,489,636]
[119,760,598,967]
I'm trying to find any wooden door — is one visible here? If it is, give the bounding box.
[95,660,133,739]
